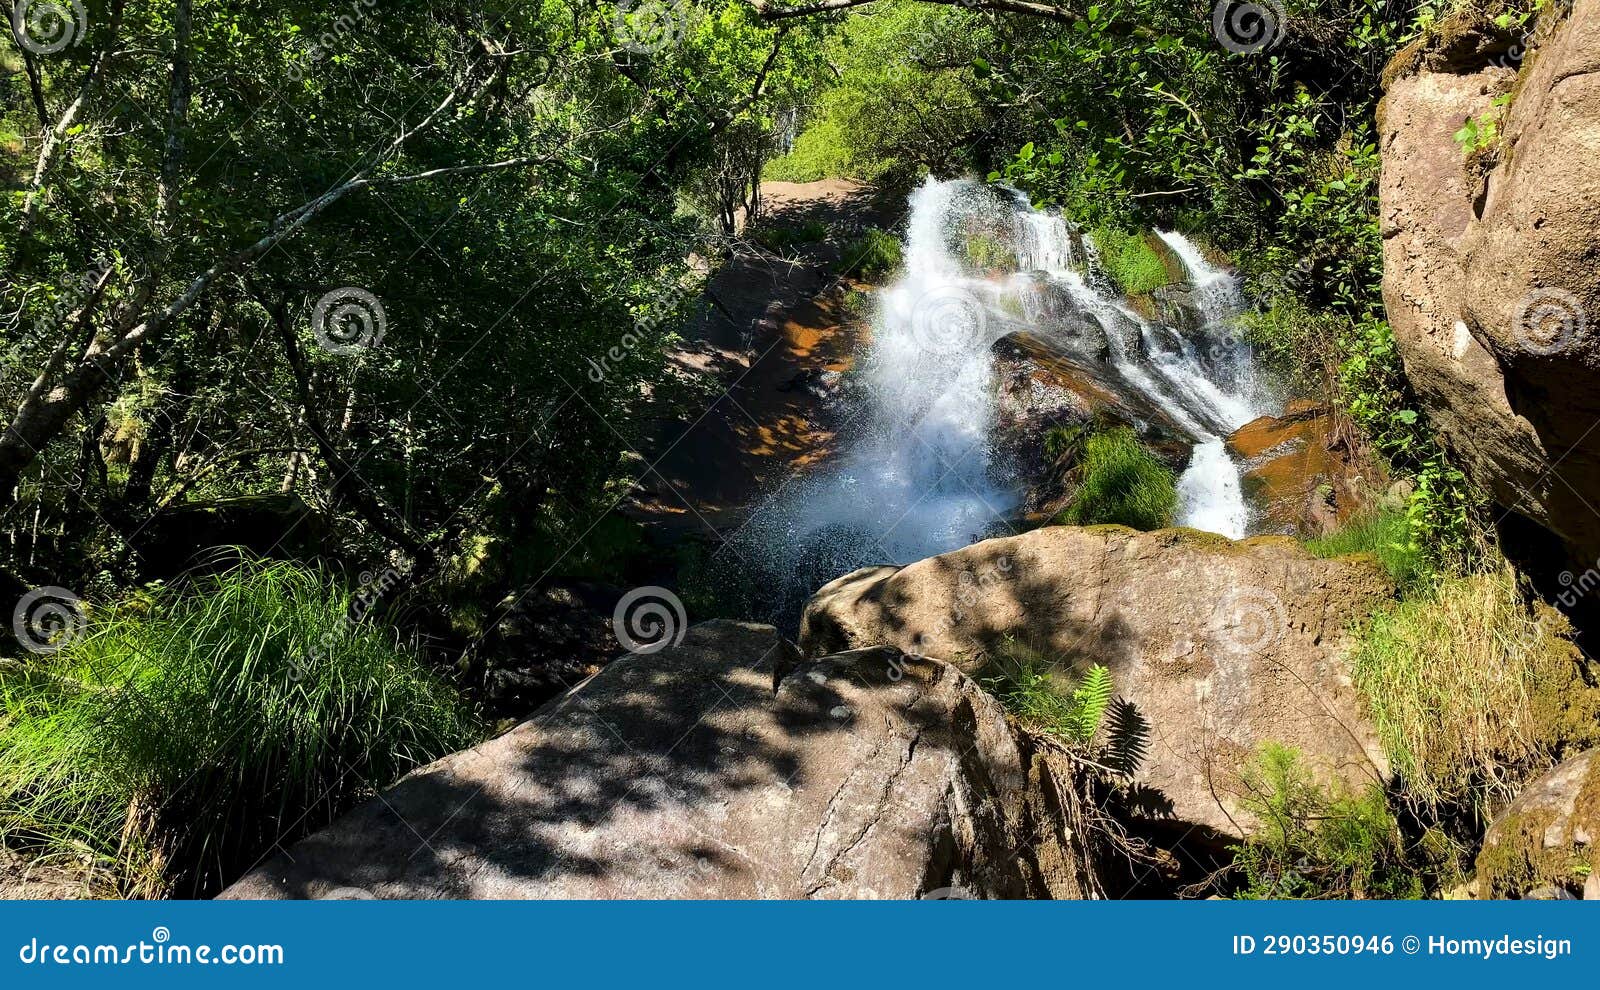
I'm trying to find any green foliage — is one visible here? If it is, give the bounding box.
[765,1,993,182]
[982,640,1113,744]
[1307,509,1431,591]
[1055,427,1177,531]
[838,228,904,281]
[0,560,477,896]
[1091,228,1170,296]
[753,220,829,252]
[1231,744,1423,900]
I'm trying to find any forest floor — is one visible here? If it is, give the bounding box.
[626,179,892,540]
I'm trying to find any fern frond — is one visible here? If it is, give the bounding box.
[1067,664,1113,742]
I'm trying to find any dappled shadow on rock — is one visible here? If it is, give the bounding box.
[221,622,1101,900]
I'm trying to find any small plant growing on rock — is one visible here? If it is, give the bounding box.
[980,639,1113,745]
[1230,744,1424,900]
[1054,426,1178,532]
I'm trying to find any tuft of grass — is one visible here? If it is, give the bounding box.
[1231,743,1424,900]
[838,228,902,281]
[0,559,478,897]
[1349,566,1600,818]
[980,638,1111,744]
[1307,509,1430,590]
[1090,227,1171,296]
[1055,426,1177,531]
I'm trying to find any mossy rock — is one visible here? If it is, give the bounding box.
[1475,748,1600,899]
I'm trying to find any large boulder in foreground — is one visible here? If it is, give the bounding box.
[1476,748,1600,899]
[222,621,1095,899]
[1379,5,1600,575]
[800,526,1394,839]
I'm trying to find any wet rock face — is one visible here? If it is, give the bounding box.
[1225,402,1369,538]
[221,622,1097,900]
[799,525,1395,841]
[1379,4,1600,574]
[1476,748,1600,899]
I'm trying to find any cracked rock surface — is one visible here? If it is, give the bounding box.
[222,620,1092,899]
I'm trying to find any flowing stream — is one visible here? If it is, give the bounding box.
[738,178,1271,618]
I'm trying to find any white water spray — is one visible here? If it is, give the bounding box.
[743,180,1270,614]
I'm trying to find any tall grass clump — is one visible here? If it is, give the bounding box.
[1055,427,1177,531]
[1348,566,1600,818]
[1090,227,1171,296]
[1306,509,1430,591]
[0,559,478,896]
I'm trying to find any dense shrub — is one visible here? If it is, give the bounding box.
[0,560,478,896]
[839,229,904,281]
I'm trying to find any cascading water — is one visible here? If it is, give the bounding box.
[738,178,1271,621]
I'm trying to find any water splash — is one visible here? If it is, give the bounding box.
[737,181,1269,622]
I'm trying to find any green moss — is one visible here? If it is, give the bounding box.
[963,232,1017,273]
[1475,756,1598,898]
[1090,227,1172,296]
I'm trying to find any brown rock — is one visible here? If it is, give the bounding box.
[220,621,1097,900]
[1225,405,1370,537]
[1379,4,1600,572]
[799,526,1394,839]
[1476,748,1600,899]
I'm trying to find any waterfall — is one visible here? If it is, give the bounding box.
[739,179,1269,622]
